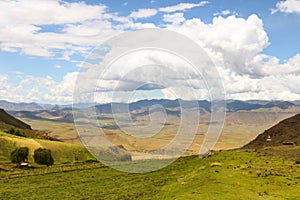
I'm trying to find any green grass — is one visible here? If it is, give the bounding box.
[0,150,299,199]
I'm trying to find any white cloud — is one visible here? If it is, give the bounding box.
[163,13,185,24]
[159,1,209,13]
[1,1,300,103]
[0,73,58,103]
[221,10,231,15]
[248,54,300,76]
[46,72,79,103]
[165,14,269,76]
[213,10,236,17]
[0,0,107,25]
[130,22,157,29]
[0,0,164,59]
[219,67,300,101]
[129,9,158,19]
[272,0,300,14]
[0,74,10,96]
[54,65,63,69]
[0,0,132,59]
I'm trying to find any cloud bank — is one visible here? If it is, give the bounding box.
[1,0,300,103]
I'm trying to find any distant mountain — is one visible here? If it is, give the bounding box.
[291,100,300,106]
[127,99,295,113]
[244,113,300,148]
[1,99,298,113]
[226,100,263,111]
[263,101,295,110]
[5,99,300,123]
[9,107,75,123]
[0,100,43,111]
[0,108,31,129]
[226,100,296,112]
[95,99,211,113]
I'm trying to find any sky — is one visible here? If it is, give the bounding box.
[0,0,300,104]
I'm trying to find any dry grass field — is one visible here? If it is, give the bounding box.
[21,110,297,156]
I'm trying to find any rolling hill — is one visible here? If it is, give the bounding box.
[0,108,31,129]
[244,113,300,149]
[0,131,94,164]
[0,108,95,164]
[0,100,43,111]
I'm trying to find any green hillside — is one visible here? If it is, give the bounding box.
[0,131,94,164]
[245,113,300,148]
[0,109,31,130]
[0,150,299,199]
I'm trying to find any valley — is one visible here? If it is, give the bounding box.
[0,99,299,199]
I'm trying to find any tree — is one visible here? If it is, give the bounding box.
[33,148,54,166]
[11,147,29,164]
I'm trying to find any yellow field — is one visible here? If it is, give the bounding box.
[21,111,297,156]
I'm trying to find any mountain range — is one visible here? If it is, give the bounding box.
[1,99,299,111]
[2,99,300,123]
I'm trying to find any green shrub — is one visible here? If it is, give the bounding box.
[15,130,25,137]
[10,147,29,164]
[5,128,25,137]
[33,148,54,166]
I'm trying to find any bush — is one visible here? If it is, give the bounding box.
[5,128,25,137]
[33,148,54,166]
[15,130,25,137]
[11,147,29,164]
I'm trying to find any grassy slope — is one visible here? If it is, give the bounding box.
[0,150,299,200]
[0,109,31,129]
[245,113,300,149]
[0,131,94,164]
[20,118,81,145]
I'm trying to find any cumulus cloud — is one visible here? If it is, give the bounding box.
[218,60,300,101]
[248,54,300,76]
[165,14,270,76]
[0,0,132,59]
[0,74,10,96]
[45,72,79,103]
[159,1,209,13]
[1,1,300,103]
[272,0,300,14]
[0,73,57,103]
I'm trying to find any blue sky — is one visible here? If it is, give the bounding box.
[0,0,300,103]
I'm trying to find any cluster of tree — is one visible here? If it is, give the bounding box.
[5,128,25,137]
[10,147,54,167]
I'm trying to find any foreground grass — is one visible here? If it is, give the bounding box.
[0,150,299,200]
